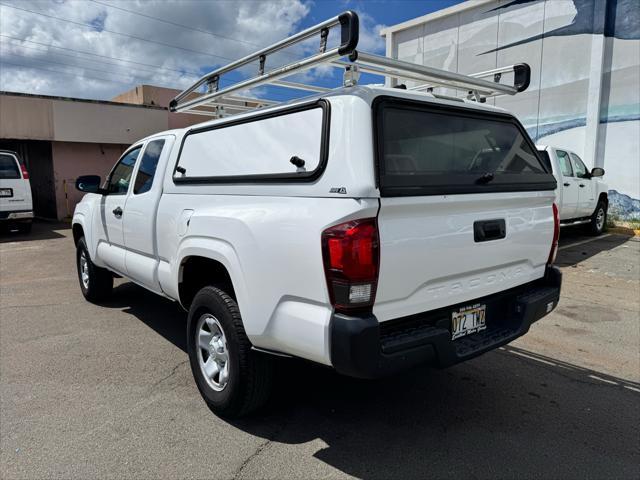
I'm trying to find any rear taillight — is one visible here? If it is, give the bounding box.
[321,218,380,314]
[547,203,560,265]
[20,163,29,179]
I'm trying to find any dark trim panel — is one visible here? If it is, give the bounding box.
[173,99,331,185]
[372,96,557,197]
[338,10,359,56]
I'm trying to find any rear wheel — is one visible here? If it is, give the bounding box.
[76,237,113,302]
[588,200,607,235]
[187,286,273,418]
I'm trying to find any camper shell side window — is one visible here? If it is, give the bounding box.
[173,100,330,184]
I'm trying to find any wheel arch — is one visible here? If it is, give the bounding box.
[72,222,84,246]
[179,255,237,310]
[175,237,248,313]
[597,191,608,206]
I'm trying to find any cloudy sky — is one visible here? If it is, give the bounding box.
[0,0,460,102]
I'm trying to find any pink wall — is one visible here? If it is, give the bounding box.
[51,142,128,220]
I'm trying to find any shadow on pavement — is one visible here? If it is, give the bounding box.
[0,219,69,243]
[236,346,639,479]
[105,282,639,479]
[104,282,188,352]
[556,226,633,267]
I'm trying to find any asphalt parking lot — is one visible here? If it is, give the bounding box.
[1,222,639,479]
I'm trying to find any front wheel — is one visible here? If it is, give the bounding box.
[187,286,273,418]
[588,200,607,235]
[76,237,113,302]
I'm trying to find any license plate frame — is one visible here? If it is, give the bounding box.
[451,303,487,340]
[0,188,12,197]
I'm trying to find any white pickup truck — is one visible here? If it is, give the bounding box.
[72,12,562,417]
[537,145,608,235]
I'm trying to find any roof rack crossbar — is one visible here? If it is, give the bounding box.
[270,79,331,93]
[170,11,531,117]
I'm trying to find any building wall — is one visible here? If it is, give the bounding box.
[51,142,128,220]
[1,91,174,219]
[111,84,206,130]
[385,0,639,219]
[0,93,168,144]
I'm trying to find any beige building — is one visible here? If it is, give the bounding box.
[0,85,223,220]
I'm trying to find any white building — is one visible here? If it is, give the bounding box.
[382,0,639,219]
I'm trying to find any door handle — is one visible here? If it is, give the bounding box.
[112,207,123,218]
[579,184,585,188]
[563,182,570,187]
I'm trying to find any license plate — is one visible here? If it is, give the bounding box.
[451,303,487,340]
[0,188,12,197]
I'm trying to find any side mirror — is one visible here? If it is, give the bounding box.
[590,167,605,178]
[75,175,103,193]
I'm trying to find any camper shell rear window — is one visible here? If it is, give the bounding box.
[373,97,557,196]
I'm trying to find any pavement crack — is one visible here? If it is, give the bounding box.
[232,419,288,479]
[149,360,188,391]
[232,437,273,480]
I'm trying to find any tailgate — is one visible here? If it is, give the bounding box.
[374,192,555,321]
[371,97,557,322]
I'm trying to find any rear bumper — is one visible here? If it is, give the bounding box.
[0,210,33,221]
[330,266,562,378]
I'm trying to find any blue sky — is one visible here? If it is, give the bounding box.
[302,0,462,30]
[0,0,463,101]
[260,0,465,101]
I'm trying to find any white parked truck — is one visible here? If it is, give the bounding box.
[72,12,562,417]
[537,145,608,235]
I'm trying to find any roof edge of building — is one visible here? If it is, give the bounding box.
[0,90,167,110]
[379,0,494,36]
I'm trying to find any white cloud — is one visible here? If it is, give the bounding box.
[0,0,386,101]
[354,9,386,54]
[0,0,310,100]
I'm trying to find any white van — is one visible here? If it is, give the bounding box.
[0,150,33,234]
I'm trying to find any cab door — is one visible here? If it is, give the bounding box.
[570,153,596,217]
[554,149,579,220]
[95,146,142,274]
[123,136,174,292]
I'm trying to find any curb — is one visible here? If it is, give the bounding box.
[608,226,640,237]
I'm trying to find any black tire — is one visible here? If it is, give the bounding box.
[17,222,32,234]
[588,200,607,236]
[187,286,273,418]
[76,237,113,302]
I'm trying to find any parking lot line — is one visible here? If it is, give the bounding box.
[558,233,611,251]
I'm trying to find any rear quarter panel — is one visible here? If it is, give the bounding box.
[156,194,378,365]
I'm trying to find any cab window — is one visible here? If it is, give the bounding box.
[570,153,588,178]
[556,150,573,177]
[133,140,165,195]
[106,147,141,194]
